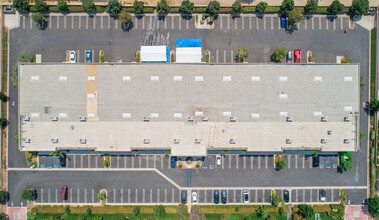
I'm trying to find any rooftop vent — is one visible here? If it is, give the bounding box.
[286,116,293,122]
[151,76,159,81]
[188,116,195,122]
[195,139,202,144]
[327,130,332,135]
[80,139,87,144]
[344,117,350,122]
[230,116,237,122]
[122,76,131,81]
[51,116,59,121]
[79,116,86,122]
[230,139,236,144]
[51,139,59,144]
[151,113,159,118]
[195,76,204,81]
[173,76,182,81]
[344,106,353,111]
[174,139,180,144]
[88,93,96,99]
[279,76,288,82]
[202,116,209,122]
[59,113,67,118]
[88,113,96,118]
[143,139,150,144]
[321,116,328,122]
[279,112,288,117]
[195,111,203,117]
[24,116,30,122]
[280,94,288,99]
[223,112,231,117]
[223,76,232,82]
[30,113,40,118]
[88,76,95,81]
[251,113,260,119]
[321,139,327,144]
[143,116,150,122]
[173,113,182,119]
[313,112,322,117]
[286,139,293,144]
[251,76,260,81]
[314,76,323,82]
[344,139,350,144]
[122,113,131,119]
[344,76,353,82]
[59,76,68,81]
[23,138,31,143]
[31,76,40,81]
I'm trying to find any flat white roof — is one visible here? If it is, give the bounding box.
[140,46,167,62]
[176,48,202,63]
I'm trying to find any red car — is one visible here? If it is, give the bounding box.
[294,49,301,63]
[61,186,68,200]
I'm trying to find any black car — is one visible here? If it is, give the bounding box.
[283,190,289,203]
[181,191,187,204]
[313,156,320,168]
[221,190,227,204]
[59,155,66,167]
[214,190,220,204]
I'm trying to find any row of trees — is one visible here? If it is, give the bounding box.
[14,0,370,15]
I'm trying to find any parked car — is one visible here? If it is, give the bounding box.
[294,49,301,63]
[283,190,289,203]
[85,50,92,63]
[319,190,326,202]
[287,51,292,63]
[243,190,249,203]
[214,190,220,204]
[70,51,76,63]
[181,191,187,204]
[216,154,221,166]
[192,191,198,204]
[59,155,66,167]
[313,155,320,168]
[221,190,227,204]
[171,157,177,168]
[281,16,286,28]
[61,186,68,200]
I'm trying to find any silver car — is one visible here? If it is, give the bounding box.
[287,51,292,63]
[192,191,198,204]
[69,51,76,63]
[243,190,249,203]
[216,154,221,165]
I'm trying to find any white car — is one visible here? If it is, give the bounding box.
[216,154,221,166]
[192,192,198,204]
[69,51,76,63]
[243,190,249,203]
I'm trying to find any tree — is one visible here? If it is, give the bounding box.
[341,160,353,172]
[20,189,35,201]
[298,204,314,219]
[10,66,18,88]
[0,118,7,128]
[0,93,7,102]
[237,48,247,63]
[82,0,96,13]
[206,0,220,15]
[19,51,28,62]
[107,0,122,14]
[86,208,92,215]
[153,205,167,218]
[231,0,243,14]
[350,0,369,15]
[327,0,344,14]
[256,206,268,219]
[13,0,29,12]
[97,192,106,202]
[132,207,140,216]
[277,159,287,169]
[255,1,268,13]
[0,191,6,203]
[304,0,318,13]
[369,196,379,217]
[157,0,169,14]
[64,206,71,215]
[119,11,132,27]
[189,205,205,220]
[272,47,288,63]
[0,213,5,220]
[57,0,69,12]
[279,0,294,16]
[370,98,379,114]
[287,9,304,26]
[176,203,189,220]
[179,0,194,14]
[34,0,48,12]
[133,0,144,14]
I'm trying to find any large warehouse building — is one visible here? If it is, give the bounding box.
[18,63,359,156]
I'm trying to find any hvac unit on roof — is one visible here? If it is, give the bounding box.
[51,116,59,121]
[321,139,327,144]
[286,139,293,144]
[24,115,30,122]
[143,139,150,144]
[23,138,31,143]
[344,139,350,144]
[80,139,87,144]
[51,139,59,144]
[188,116,195,122]
[321,116,328,122]
[344,117,350,122]
[230,116,237,122]
[286,116,293,122]
[143,116,150,122]
[79,116,86,122]
[174,139,180,144]
[327,130,332,135]
[202,116,209,122]
[230,139,236,144]
[195,139,202,144]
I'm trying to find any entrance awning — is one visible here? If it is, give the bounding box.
[171,145,207,156]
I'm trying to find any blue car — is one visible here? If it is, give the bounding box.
[171,157,177,168]
[85,50,92,63]
[281,16,286,28]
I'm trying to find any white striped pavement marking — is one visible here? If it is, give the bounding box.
[319,17,321,30]
[86,16,88,29]
[79,16,81,29]
[71,16,74,29]
[271,16,273,29]
[23,16,25,29]
[142,16,145,29]
[108,16,110,29]
[256,17,259,29]
[135,189,138,203]
[93,16,96,29]
[263,16,266,29]
[30,16,32,29]
[101,16,103,29]
[49,16,52,29]
[227,16,230,29]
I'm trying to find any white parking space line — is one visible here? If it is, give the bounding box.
[71,16,74,29]
[88,155,91,168]
[161,155,164,169]
[48,189,51,203]
[171,16,174,29]
[101,16,103,29]
[79,16,81,29]
[149,16,152,28]
[312,17,314,30]
[55,189,58,203]
[304,19,307,30]
[331,190,334,202]
[216,50,219,63]
[115,19,118,29]
[172,189,175,202]
[29,17,32,29]
[278,17,280,29]
[262,189,264,202]
[302,156,305,169]
[86,16,88,29]
[124,156,127,168]
[74,155,76,168]
[220,16,223,29]
[49,16,52,29]
[258,157,261,169]
[310,189,312,202]
[333,19,336,30]
[164,17,167,29]
[230,50,233,63]
[186,19,189,29]
[205,190,207,202]
[309,158,312,168]
[223,50,226,63]
[236,155,239,169]
[143,189,145,203]
[146,155,149,168]
[70,189,72,203]
[132,156,134,168]
[271,16,273,29]
[263,16,266,29]
[297,21,300,29]
[96,156,98,168]
[228,16,230,29]
[265,156,268,169]
[156,17,159,29]
[139,156,142,168]
[135,189,138,203]
[317,189,319,202]
[92,189,94,203]
[228,154,231,169]
[153,155,156,168]
[157,189,160,203]
[23,16,25,29]
[142,16,145,29]
[242,17,244,29]
[41,189,44,203]
[340,17,343,30]
[295,155,298,169]
[234,18,237,29]
[85,189,87,203]
[128,189,131,203]
[117,156,120,168]
[77,188,80,203]
[135,17,138,29]
[168,156,170,169]
[251,157,253,169]
[221,152,224,169]
[108,16,110,29]
[81,155,83,168]
[93,16,96,29]
[249,17,252,29]
[165,189,167,203]
[256,17,259,29]
[326,18,328,30]
[288,155,291,169]
[243,156,246,169]
[303,189,305,202]
[121,189,124,203]
[296,189,298,202]
[234,189,236,203]
[255,189,257,202]
[150,189,153,203]
[319,17,321,30]
[178,16,181,29]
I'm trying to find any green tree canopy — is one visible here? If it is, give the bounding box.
[13,0,29,12]
[277,159,287,169]
[133,0,144,13]
[0,93,7,102]
[370,99,379,114]
[349,0,369,15]
[342,160,353,172]
[176,204,188,220]
[31,12,45,27]
[34,0,48,12]
[0,191,6,203]
[107,0,122,14]
[157,0,170,14]
[97,192,106,202]
[369,196,379,217]
[327,0,344,14]
[179,0,194,14]
[20,189,35,201]
[82,0,96,12]
[255,1,268,12]
[206,0,220,15]
[119,11,132,27]
[256,206,268,219]
[304,0,318,13]
[298,204,314,219]
[287,9,304,26]
[237,48,247,63]
[279,0,294,16]
[231,0,243,14]
[57,0,69,12]
[272,46,288,63]
[153,205,167,218]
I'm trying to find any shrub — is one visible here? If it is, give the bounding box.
[157,0,169,14]
[206,53,210,63]
[287,9,304,26]
[231,0,243,14]
[277,159,287,169]
[206,0,220,15]
[279,0,294,16]
[136,52,141,63]
[341,160,353,172]
[349,0,369,15]
[20,189,35,201]
[0,118,7,128]
[57,0,69,12]
[179,0,194,14]
[327,0,344,14]
[119,11,132,27]
[100,51,104,63]
[82,0,96,12]
[0,93,7,102]
[171,53,175,62]
[13,0,29,12]
[86,208,92,215]
[369,196,379,217]
[153,205,166,218]
[272,47,288,63]
[103,160,109,168]
[0,191,6,203]
[133,0,144,14]
[97,192,106,202]
[64,206,71,215]
[107,0,122,14]
[132,207,140,216]
[256,1,268,13]
[237,48,247,63]
[298,204,314,219]
[304,0,318,13]
[195,162,201,168]
[34,0,48,12]
[31,12,45,26]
